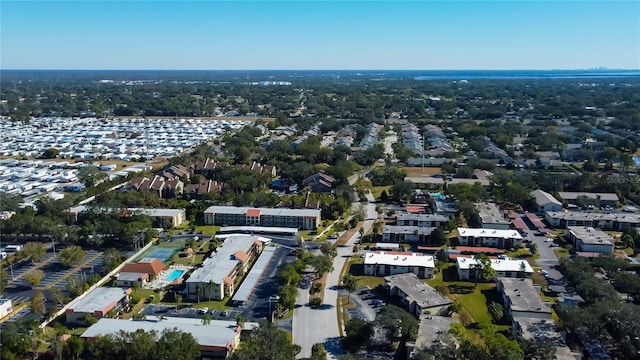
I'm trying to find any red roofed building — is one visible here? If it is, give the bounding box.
[121,258,166,277]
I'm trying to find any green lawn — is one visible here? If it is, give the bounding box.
[190,298,232,310]
[371,186,391,201]
[554,248,570,259]
[133,289,161,304]
[452,283,494,325]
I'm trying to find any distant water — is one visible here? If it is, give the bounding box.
[634,156,640,167]
[413,70,640,80]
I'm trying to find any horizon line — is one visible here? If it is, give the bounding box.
[1,68,639,72]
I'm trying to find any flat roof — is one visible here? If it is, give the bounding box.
[513,317,575,360]
[558,192,619,202]
[396,213,449,222]
[204,206,321,218]
[364,251,434,268]
[68,287,129,313]
[414,315,460,353]
[385,273,451,308]
[81,317,253,347]
[476,202,510,225]
[186,235,261,285]
[217,226,299,235]
[498,278,551,314]
[456,257,534,274]
[457,227,522,239]
[128,208,185,217]
[545,211,640,224]
[116,272,147,281]
[567,226,613,246]
[383,225,436,235]
[232,246,276,303]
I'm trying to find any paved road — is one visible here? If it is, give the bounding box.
[522,229,562,279]
[293,176,378,359]
[383,132,397,157]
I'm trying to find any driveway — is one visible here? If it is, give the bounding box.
[293,180,378,359]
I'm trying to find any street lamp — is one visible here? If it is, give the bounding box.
[267,295,280,322]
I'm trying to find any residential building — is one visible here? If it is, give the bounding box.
[457,227,523,249]
[185,235,265,301]
[120,258,166,277]
[475,202,510,230]
[496,278,552,320]
[0,299,13,319]
[557,192,619,207]
[81,317,257,359]
[301,172,336,193]
[544,211,640,231]
[128,208,186,228]
[68,206,186,228]
[456,257,534,281]
[384,273,451,317]
[531,189,563,214]
[184,180,224,198]
[407,315,460,358]
[203,206,321,230]
[66,287,131,325]
[113,272,149,288]
[382,225,436,243]
[396,213,449,227]
[512,317,578,360]
[566,226,614,254]
[129,175,184,198]
[363,251,435,279]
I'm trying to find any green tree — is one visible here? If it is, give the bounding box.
[78,165,108,187]
[343,318,374,352]
[63,335,85,360]
[375,305,419,343]
[449,322,466,340]
[41,147,60,159]
[0,192,23,211]
[202,312,212,325]
[520,339,557,360]
[472,253,495,287]
[175,293,182,310]
[236,314,245,328]
[342,274,358,304]
[311,343,328,360]
[0,267,8,293]
[21,242,47,264]
[103,248,126,272]
[488,301,504,323]
[310,254,334,278]
[196,284,204,303]
[58,245,85,267]
[320,241,338,258]
[24,269,45,288]
[278,284,298,311]
[31,291,46,315]
[390,181,415,203]
[230,321,301,360]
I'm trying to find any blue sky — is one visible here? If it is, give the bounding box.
[1,1,638,70]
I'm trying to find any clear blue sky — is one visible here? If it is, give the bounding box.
[1,1,639,70]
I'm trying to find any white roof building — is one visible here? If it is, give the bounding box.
[456,257,534,281]
[363,251,435,279]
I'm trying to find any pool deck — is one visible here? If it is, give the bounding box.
[146,264,191,289]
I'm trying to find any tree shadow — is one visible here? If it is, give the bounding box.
[442,266,458,282]
[349,263,365,276]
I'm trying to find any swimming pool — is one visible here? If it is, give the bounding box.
[165,269,185,281]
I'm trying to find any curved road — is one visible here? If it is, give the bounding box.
[293,178,377,359]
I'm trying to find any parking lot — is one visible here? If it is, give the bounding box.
[341,286,381,322]
[142,304,243,320]
[1,247,134,326]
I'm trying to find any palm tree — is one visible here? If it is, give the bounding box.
[159,314,167,322]
[202,312,212,326]
[207,280,215,302]
[488,301,504,323]
[175,293,182,311]
[196,284,204,303]
[342,274,357,304]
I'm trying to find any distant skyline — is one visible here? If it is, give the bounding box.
[1,1,639,70]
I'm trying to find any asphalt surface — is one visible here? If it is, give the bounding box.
[293,184,378,359]
[521,229,562,280]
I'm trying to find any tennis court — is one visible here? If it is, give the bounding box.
[137,247,180,262]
